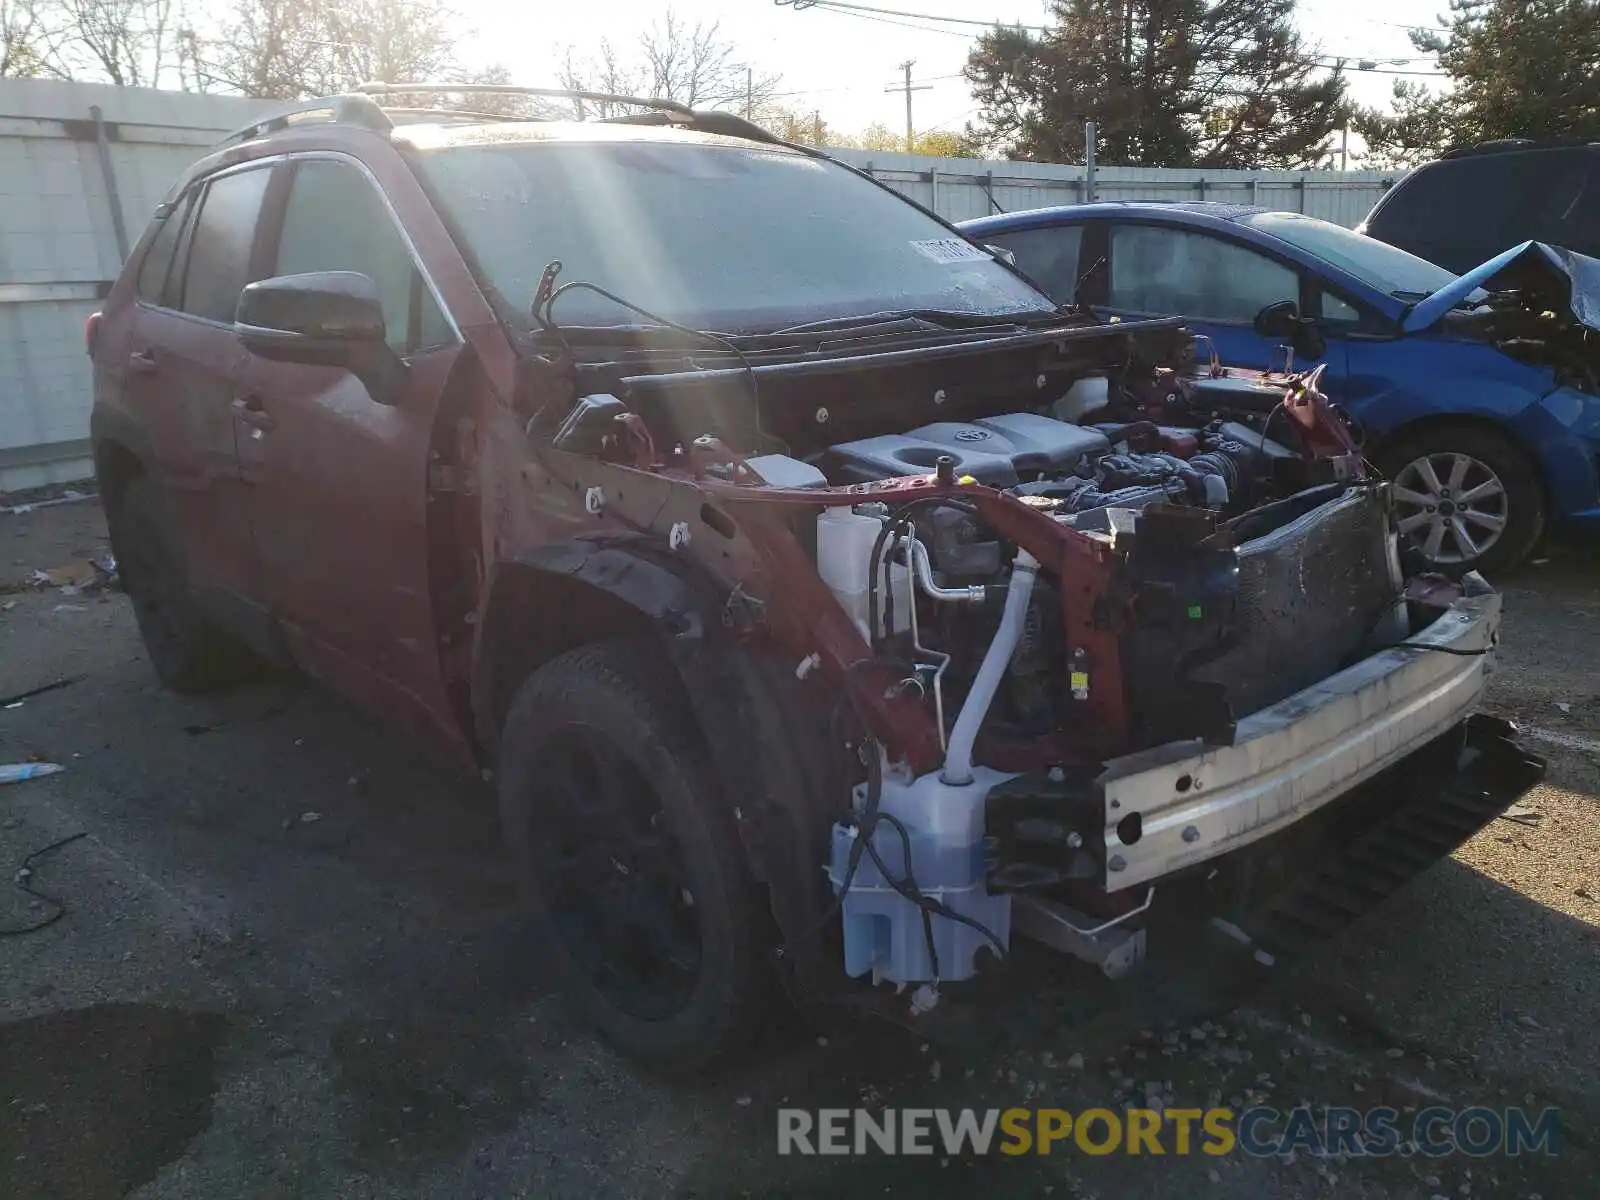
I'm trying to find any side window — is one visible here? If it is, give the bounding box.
[1109,225,1298,323]
[986,226,1083,304]
[179,168,272,322]
[1320,290,1362,322]
[274,159,450,353]
[135,192,194,305]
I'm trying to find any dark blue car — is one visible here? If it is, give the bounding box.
[960,202,1600,575]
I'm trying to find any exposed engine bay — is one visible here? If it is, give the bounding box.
[1438,239,1600,395]
[514,311,1512,1009]
[770,370,1413,989]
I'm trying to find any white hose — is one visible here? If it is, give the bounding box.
[941,549,1040,786]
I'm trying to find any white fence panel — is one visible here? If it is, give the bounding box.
[824,147,1396,229]
[0,79,275,490]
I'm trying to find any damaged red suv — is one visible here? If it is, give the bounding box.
[89,85,1542,1070]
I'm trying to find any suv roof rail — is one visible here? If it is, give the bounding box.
[215,94,392,148]
[212,82,785,151]
[356,81,695,118]
[1439,137,1598,160]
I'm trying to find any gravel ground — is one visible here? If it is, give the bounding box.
[0,499,1595,1200]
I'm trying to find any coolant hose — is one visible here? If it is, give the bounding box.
[941,549,1040,786]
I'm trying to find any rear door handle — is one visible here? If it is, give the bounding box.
[232,394,276,431]
[127,349,158,374]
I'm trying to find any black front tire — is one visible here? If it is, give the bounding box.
[107,475,257,692]
[497,639,769,1072]
[1375,425,1545,578]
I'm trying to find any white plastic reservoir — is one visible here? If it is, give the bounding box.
[816,506,911,643]
[829,765,1016,984]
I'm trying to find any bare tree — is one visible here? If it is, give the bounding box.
[314,0,454,93]
[559,9,780,117]
[1,0,50,76]
[44,0,180,85]
[554,40,648,117]
[190,0,461,99]
[198,0,323,98]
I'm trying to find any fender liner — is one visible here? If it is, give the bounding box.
[480,537,847,992]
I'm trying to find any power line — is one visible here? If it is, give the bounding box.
[924,104,981,132]
[775,0,1049,32]
[783,3,984,38]
[777,0,1454,76]
[770,72,964,99]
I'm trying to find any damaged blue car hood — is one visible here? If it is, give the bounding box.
[1402,240,1600,334]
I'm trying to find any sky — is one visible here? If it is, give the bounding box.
[455,0,1453,155]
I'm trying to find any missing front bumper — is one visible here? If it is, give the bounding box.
[1099,591,1504,890]
[1227,713,1546,962]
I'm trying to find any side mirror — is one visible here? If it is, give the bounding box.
[1253,299,1300,339]
[1253,299,1326,363]
[236,271,407,404]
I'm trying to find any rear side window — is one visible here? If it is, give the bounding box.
[1108,225,1298,323]
[984,225,1084,304]
[1366,149,1598,271]
[273,159,451,353]
[179,167,272,323]
[135,192,194,305]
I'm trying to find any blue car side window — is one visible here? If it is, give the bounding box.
[985,226,1084,304]
[1109,225,1298,323]
[1321,290,1362,323]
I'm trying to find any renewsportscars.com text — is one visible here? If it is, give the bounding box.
[777,1106,1560,1158]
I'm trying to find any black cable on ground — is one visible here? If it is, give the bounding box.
[1,831,88,937]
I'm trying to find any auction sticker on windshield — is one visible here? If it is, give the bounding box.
[912,239,993,264]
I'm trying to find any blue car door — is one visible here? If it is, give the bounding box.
[1099,221,1338,381]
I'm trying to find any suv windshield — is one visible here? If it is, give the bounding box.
[411,134,1055,332]
[1243,212,1458,300]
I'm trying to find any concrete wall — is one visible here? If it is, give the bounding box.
[0,78,1398,492]
[0,79,275,491]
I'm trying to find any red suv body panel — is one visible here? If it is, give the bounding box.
[91,125,523,766]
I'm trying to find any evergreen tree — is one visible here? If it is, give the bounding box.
[964,0,1345,168]
[1356,0,1600,166]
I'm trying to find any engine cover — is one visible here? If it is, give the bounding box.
[826,413,1111,487]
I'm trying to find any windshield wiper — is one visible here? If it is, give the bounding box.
[768,308,1061,336]
[532,260,760,400]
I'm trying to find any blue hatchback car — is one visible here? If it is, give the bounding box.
[960,202,1600,575]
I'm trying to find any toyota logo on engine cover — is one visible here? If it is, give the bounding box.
[953,428,990,442]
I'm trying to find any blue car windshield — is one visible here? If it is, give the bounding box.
[411,132,1056,332]
[1243,212,1459,300]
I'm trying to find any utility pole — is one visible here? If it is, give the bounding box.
[745,67,753,120]
[1336,65,1349,171]
[1084,120,1097,202]
[886,59,932,153]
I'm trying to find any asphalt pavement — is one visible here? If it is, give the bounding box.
[1,499,1595,1199]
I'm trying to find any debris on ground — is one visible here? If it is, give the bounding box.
[0,677,83,709]
[22,555,117,597]
[0,763,65,786]
[0,488,97,516]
